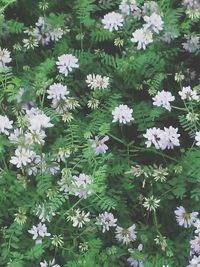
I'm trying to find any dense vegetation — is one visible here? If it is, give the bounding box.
[0,0,200,266]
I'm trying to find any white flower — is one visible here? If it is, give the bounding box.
[142,1,160,15]
[58,176,72,193]
[182,0,200,10]
[35,16,45,28]
[9,128,23,144]
[178,86,199,101]
[144,12,164,33]
[23,37,39,49]
[33,17,63,46]
[73,173,92,187]
[25,129,46,146]
[86,74,109,90]
[194,219,200,234]
[152,166,168,182]
[154,235,168,251]
[27,109,53,131]
[174,206,198,228]
[131,28,153,50]
[187,255,200,267]
[28,222,50,243]
[182,35,200,53]
[144,127,180,150]
[143,127,163,149]
[152,90,175,111]
[112,104,133,124]
[31,17,51,45]
[73,173,93,199]
[59,173,92,198]
[0,115,13,135]
[68,209,90,228]
[0,48,12,68]
[195,131,200,146]
[186,112,199,122]
[40,259,60,267]
[50,28,64,41]
[57,148,70,162]
[191,234,200,254]
[102,12,124,32]
[56,54,79,76]
[10,147,35,168]
[159,126,180,150]
[16,88,25,103]
[47,83,69,101]
[143,196,160,211]
[161,30,178,43]
[119,0,139,16]
[115,224,137,244]
[35,204,56,223]
[27,152,41,176]
[96,212,117,233]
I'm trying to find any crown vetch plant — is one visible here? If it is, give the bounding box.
[0,0,200,266]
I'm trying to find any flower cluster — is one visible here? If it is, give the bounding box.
[119,0,140,16]
[102,12,124,32]
[182,35,200,53]
[174,206,200,266]
[86,74,109,90]
[67,209,90,228]
[144,126,180,150]
[102,0,163,50]
[182,0,200,20]
[28,222,51,244]
[152,90,175,111]
[23,16,64,48]
[91,135,109,155]
[0,47,12,69]
[56,54,79,77]
[112,104,134,124]
[131,8,163,49]
[59,172,93,199]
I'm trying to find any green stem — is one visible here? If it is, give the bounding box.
[109,133,178,162]
[153,210,161,235]
[108,133,126,145]
[2,155,8,171]
[67,198,83,213]
[171,105,187,111]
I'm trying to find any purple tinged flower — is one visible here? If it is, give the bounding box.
[96,212,117,233]
[194,219,200,234]
[127,257,140,267]
[56,54,79,77]
[144,126,180,150]
[115,224,137,244]
[190,235,200,254]
[143,127,163,149]
[73,173,93,199]
[187,255,200,267]
[102,12,124,32]
[91,136,109,155]
[182,35,200,53]
[127,246,144,267]
[28,222,50,243]
[74,173,92,187]
[159,126,180,150]
[174,206,198,228]
[152,90,175,111]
